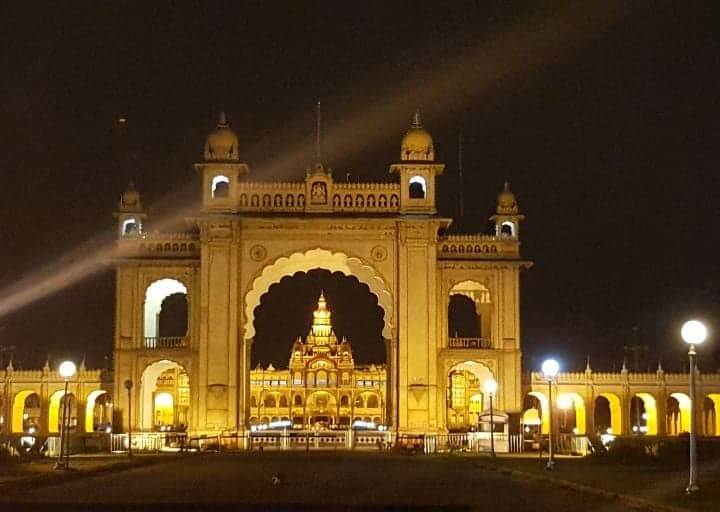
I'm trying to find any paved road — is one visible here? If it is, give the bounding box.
[1,452,632,511]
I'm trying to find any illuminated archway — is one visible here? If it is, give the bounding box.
[144,278,188,340]
[596,392,622,435]
[139,360,190,430]
[85,390,110,433]
[446,360,494,431]
[448,280,492,344]
[632,393,658,435]
[557,392,586,435]
[48,390,77,434]
[244,249,393,340]
[527,391,549,434]
[706,394,720,436]
[669,392,691,435]
[12,390,40,433]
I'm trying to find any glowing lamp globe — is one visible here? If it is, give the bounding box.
[484,379,498,395]
[541,359,559,379]
[681,320,707,345]
[58,361,77,379]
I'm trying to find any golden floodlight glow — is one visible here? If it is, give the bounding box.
[681,320,707,345]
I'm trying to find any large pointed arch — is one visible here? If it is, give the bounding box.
[244,248,393,340]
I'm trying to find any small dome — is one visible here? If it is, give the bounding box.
[119,181,142,212]
[497,181,519,214]
[401,109,434,161]
[204,112,239,161]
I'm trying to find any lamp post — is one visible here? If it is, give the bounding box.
[124,379,133,458]
[484,379,498,457]
[55,360,76,471]
[541,358,559,470]
[681,320,707,494]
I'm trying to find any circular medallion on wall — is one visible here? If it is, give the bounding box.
[249,244,267,262]
[371,245,387,262]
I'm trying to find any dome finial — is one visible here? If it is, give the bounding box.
[204,112,239,161]
[412,108,422,128]
[401,109,434,161]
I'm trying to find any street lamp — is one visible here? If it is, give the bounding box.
[681,320,707,494]
[55,360,76,470]
[484,379,498,457]
[541,358,559,470]
[124,379,133,457]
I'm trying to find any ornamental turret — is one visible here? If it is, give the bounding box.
[490,181,524,238]
[114,181,146,238]
[390,109,444,213]
[194,112,249,212]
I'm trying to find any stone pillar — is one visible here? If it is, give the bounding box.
[397,221,440,433]
[198,220,239,432]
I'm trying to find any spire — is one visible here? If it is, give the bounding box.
[621,358,628,372]
[6,356,13,372]
[412,108,422,128]
[315,100,322,163]
[585,356,592,372]
[657,360,664,373]
[457,133,464,219]
[43,358,50,372]
[218,111,228,127]
[79,357,86,372]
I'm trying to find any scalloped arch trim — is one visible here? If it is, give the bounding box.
[244,248,393,340]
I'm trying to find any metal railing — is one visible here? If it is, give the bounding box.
[143,336,189,349]
[448,337,492,349]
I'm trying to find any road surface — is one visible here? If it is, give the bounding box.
[1,452,633,511]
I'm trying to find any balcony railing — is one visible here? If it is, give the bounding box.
[144,336,189,349]
[448,337,492,349]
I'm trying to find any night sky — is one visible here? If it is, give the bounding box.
[0,1,718,372]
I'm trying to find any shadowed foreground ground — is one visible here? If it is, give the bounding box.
[0,452,632,511]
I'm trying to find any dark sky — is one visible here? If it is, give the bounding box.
[0,1,718,372]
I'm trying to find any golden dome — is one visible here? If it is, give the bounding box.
[204,112,239,161]
[311,291,333,339]
[119,181,142,212]
[401,109,434,161]
[497,181,519,214]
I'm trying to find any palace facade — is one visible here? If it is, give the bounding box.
[249,292,386,428]
[2,110,720,443]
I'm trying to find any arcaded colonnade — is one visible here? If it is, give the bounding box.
[524,367,720,437]
[0,363,112,436]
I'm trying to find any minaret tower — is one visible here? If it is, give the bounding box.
[194,112,249,212]
[389,109,445,214]
[114,181,145,238]
[490,182,524,238]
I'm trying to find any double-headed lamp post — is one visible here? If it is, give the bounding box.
[484,379,498,457]
[55,360,77,471]
[681,320,707,494]
[541,358,559,470]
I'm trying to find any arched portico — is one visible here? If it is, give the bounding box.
[244,248,393,340]
[139,359,190,431]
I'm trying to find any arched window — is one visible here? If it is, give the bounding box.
[211,175,230,198]
[500,221,515,237]
[264,396,276,408]
[354,396,364,407]
[367,395,379,408]
[409,176,426,199]
[122,218,139,236]
[340,395,349,407]
[316,370,327,387]
[294,395,303,406]
[448,294,479,338]
[144,279,188,342]
[279,396,288,407]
